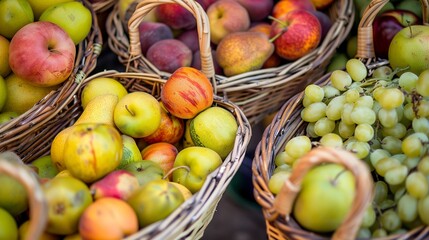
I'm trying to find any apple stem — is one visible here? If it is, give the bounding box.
[330,169,347,186]
[163,165,191,180]
[268,16,288,43]
[125,105,135,116]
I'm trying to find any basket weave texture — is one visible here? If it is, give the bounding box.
[106,0,355,125]
[91,0,116,13]
[252,0,429,239]
[4,69,252,240]
[0,0,103,163]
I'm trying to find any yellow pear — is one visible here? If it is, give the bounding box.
[50,94,119,171]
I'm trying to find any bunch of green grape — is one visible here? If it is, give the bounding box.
[269,58,429,238]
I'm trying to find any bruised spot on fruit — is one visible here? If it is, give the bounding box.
[74,190,87,205]
[54,202,66,215]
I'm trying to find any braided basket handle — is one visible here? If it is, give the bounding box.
[0,152,48,240]
[356,0,429,60]
[127,0,215,81]
[272,147,374,240]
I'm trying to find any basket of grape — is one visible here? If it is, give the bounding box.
[252,0,429,238]
[105,0,355,125]
[0,0,102,162]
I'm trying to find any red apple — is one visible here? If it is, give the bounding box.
[9,21,76,87]
[142,102,185,144]
[270,9,322,61]
[271,0,315,19]
[235,0,274,22]
[141,142,179,178]
[373,9,421,59]
[155,3,196,30]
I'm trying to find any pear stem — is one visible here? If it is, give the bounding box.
[163,165,191,180]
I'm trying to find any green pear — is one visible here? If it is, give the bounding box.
[30,155,59,179]
[215,31,274,76]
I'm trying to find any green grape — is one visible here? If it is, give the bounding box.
[396,105,404,122]
[341,103,355,125]
[345,141,370,159]
[378,107,399,128]
[403,157,420,170]
[345,88,360,103]
[380,209,402,232]
[380,123,407,139]
[381,136,403,155]
[372,65,392,79]
[390,229,408,235]
[360,205,376,228]
[273,164,292,174]
[338,121,355,139]
[306,122,318,138]
[304,84,324,103]
[374,157,401,177]
[403,217,424,230]
[416,99,429,118]
[323,85,341,99]
[354,95,374,108]
[398,194,418,223]
[373,181,389,204]
[354,123,374,142]
[284,135,312,159]
[346,58,367,82]
[274,151,295,166]
[373,87,386,102]
[372,228,388,237]
[418,195,429,224]
[372,101,382,115]
[302,95,314,107]
[394,186,406,202]
[384,165,408,185]
[379,199,396,211]
[326,95,346,121]
[412,117,429,135]
[357,228,371,238]
[406,171,429,199]
[416,69,429,97]
[330,69,352,91]
[402,132,428,158]
[370,149,391,168]
[403,102,416,121]
[314,117,335,136]
[301,102,327,122]
[377,88,405,110]
[417,155,429,175]
[391,154,407,164]
[351,106,377,125]
[399,71,418,92]
[369,138,381,150]
[319,133,343,148]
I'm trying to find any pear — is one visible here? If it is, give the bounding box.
[50,94,119,171]
[215,31,274,76]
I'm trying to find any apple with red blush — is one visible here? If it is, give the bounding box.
[155,3,196,30]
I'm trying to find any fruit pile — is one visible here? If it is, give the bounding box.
[0,0,92,124]
[121,0,336,76]
[0,66,240,239]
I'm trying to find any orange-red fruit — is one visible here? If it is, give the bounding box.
[141,142,178,178]
[79,197,138,240]
[161,67,214,119]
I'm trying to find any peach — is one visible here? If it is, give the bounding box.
[141,142,179,178]
[79,198,138,240]
[272,0,315,19]
[161,67,213,119]
[138,21,174,55]
[146,39,193,73]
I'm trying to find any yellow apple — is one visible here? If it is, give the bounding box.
[27,0,73,19]
[81,77,128,109]
[0,35,11,77]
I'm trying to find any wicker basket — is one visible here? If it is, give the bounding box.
[106,0,355,125]
[5,69,252,239]
[0,0,103,163]
[91,0,116,13]
[252,0,429,239]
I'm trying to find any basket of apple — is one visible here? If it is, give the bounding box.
[0,65,251,239]
[105,0,355,125]
[0,0,102,162]
[252,0,429,239]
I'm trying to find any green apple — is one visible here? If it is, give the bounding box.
[0,173,28,216]
[18,220,60,240]
[122,160,164,187]
[26,0,73,19]
[0,111,19,124]
[172,146,222,193]
[0,75,6,111]
[327,52,348,72]
[190,106,238,159]
[43,176,93,235]
[0,207,18,240]
[0,0,34,39]
[127,179,184,227]
[388,25,429,76]
[81,77,128,109]
[29,155,59,179]
[0,35,11,77]
[114,92,162,138]
[39,1,92,45]
[396,0,422,19]
[117,134,143,169]
[293,163,356,233]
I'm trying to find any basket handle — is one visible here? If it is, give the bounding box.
[127,0,216,84]
[356,0,429,60]
[271,147,374,240]
[0,152,48,240]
